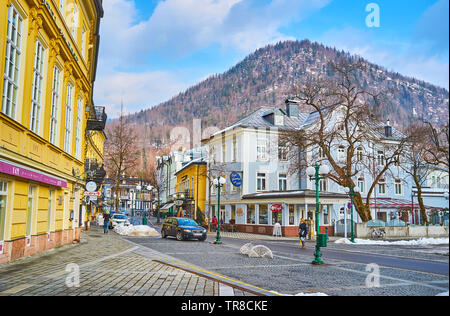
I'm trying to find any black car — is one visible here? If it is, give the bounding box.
[161,218,207,241]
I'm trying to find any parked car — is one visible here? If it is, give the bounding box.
[161,218,207,241]
[110,214,131,228]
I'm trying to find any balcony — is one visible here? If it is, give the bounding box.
[85,159,106,186]
[86,106,107,131]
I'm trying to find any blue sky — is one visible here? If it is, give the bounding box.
[94,0,449,118]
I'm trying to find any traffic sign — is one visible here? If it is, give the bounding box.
[230,172,242,187]
[84,192,101,196]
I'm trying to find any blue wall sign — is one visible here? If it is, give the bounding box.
[230,172,242,187]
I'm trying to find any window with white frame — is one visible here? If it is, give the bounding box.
[72,3,78,39]
[50,66,61,144]
[75,97,83,159]
[278,146,288,161]
[211,177,217,195]
[377,150,386,167]
[319,178,328,192]
[47,190,53,233]
[356,147,364,162]
[319,146,327,159]
[358,178,365,194]
[337,145,346,163]
[257,173,266,191]
[222,142,226,163]
[257,139,267,161]
[395,179,403,196]
[64,83,74,154]
[26,186,35,238]
[232,135,237,162]
[378,178,386,195]
[279,173,287,191]
[81,26,86,59]
[30,40,45,134]
[0,181,8,243]
[2,4,23,119]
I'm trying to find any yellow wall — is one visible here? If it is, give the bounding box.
[0,0,101,242]
[176,164,207,218]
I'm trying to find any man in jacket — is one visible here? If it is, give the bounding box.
[103,212,111,234]
[298,218,308,249]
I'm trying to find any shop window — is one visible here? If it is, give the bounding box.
[247,204,255,224]
[289,205,295,225]
[272,210,282,225]
[0,181,8,243]
[259,204,268,225]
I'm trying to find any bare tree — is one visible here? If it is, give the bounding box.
[400,121,434,225]
[424,121,449,169]
[146,165,166,224]
[281,59,408,222]
[104,104,140,212]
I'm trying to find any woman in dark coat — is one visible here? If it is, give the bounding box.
[298,218,308,249]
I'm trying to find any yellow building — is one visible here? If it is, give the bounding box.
[0,0,103,263]
[83,107,106,224]
[175,160,207,221]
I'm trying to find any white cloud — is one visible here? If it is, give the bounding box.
[318,27,449,89]
[94,0,332,117]
[95,71,191,119]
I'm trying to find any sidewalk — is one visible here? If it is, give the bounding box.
[0,226,258,296]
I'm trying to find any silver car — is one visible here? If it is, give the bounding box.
[110,214,130,228]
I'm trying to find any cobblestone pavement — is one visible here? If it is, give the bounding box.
[0,226,258,296]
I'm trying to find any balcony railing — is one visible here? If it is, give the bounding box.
[86,106,107,131]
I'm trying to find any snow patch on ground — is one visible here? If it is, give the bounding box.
[114,225,160,237]
[436,291,449,296]
[335,238,449,246]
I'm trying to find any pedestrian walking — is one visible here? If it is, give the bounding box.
[298,218,308,249]
[211,216,218,232]
[103,212,111,234]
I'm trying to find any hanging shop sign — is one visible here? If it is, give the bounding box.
[270,204,283,213]
[85,181,97,192]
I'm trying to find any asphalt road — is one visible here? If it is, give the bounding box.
[220,237,449,276]
[126,217,449,295]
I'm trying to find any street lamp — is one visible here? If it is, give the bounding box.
[213,176,226,245]
[135,184,142,217]
[306,163,330,265]
[344,185,360,243]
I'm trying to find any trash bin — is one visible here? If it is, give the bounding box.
[317,234,327,247]
[142,216,148,226]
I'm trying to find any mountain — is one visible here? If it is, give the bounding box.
[118,40,449,149]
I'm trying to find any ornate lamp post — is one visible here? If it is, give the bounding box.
[344,185,360,243]
[306,163,330,265]
[213,176,226,245]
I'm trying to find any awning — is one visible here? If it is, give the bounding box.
[370,198,443,211]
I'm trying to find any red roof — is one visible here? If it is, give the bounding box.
[370,198,443,211]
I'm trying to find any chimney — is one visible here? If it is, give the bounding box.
[385,120,392,138]
[285,99,300,118]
